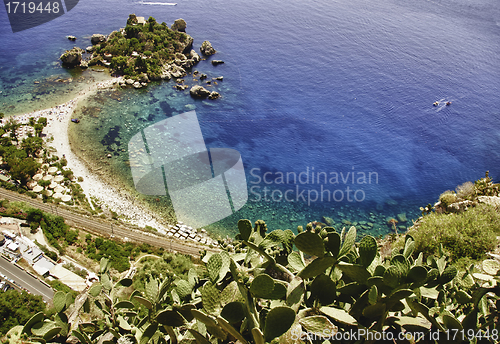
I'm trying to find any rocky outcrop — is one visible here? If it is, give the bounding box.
[200,40,216,56]
[60,47,84,67]
[91,34,106,45]
[80,60,89,69]
[180,35,194,54]
[208,91,220,100]
[67,35,76,41]
[211,60,224,66]
[169,65,186,78]
[171,18,186,32]
[190,85,211,98]
[190,50,200,63]
[478,196,500,207]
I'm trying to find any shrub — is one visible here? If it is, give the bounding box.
[408,203,500,261]
[439,190,457,207]
[456,181,475,200]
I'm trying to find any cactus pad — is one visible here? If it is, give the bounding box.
[259,229,284,249]
[294,231,325,257]
[207,253,223,284]
[299,315,337,335]
[176,279,193,299]
[437,266,457,285]
[337,262,371,283]
[383,265,404,288]
[263,306,296,341]
[319,306,358,326]
[338,226,356,258]
[310,274,336,305]
[221,302,246,323]
[297,256,336,279]
[358,235,377,268]
[238,219,253,241]
[53,291,67,313]
[407,265,428,284]
[201,282,221,315]
[156,310,186,327]
[325,232,341,258]
[288,251,305,272]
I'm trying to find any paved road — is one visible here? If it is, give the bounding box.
[0,188,215,257]
[0,257,54,302]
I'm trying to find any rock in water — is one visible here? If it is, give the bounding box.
[397,213,407,223]
[67,35,76,41]
[60,47,84,67]
[171,18,187,32]
[190,85,211,98]
[91,34,106,45]
[190,49,200,62]
[322,216,334,226]
[211,60,224,65]
[208,91,220,100]
[200,40,216,56]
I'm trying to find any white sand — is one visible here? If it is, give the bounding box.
[8,78,171,234]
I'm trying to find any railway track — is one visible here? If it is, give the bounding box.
[0,188,216,257]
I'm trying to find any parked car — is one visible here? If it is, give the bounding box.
[2,283,11,292]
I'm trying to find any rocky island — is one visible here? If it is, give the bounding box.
[60,14,222,98]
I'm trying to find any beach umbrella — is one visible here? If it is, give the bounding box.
[54,186,65,193]
[49,182,58,189]
[33,174,43,181]
[48,166,58,174]
[33,185,43,193]
[53,192,63,199]
[27,181,38,190]
[61,195,72,202]
[45,190,53,197]
[54,175,64,182]
[42,175,53,181]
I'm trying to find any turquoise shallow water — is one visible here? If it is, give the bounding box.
[1,0,500,237]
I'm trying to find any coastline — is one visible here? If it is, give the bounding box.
[7,77,179,235]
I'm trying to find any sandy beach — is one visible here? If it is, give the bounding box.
[6,77,173,234]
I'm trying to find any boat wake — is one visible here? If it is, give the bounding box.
[139,1,177,5]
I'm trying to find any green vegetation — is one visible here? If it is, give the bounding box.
[406,172,500,268]
[132,251,201,292]
[409,203,500,263]
[47,280,78,298]
[91,14,193,79]
[0,290,46,336]
[0,116,92,209]
[5,218,500,344]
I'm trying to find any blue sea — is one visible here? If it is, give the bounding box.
[1,0,500,237]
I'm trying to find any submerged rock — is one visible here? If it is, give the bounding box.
[200,40,216,56]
